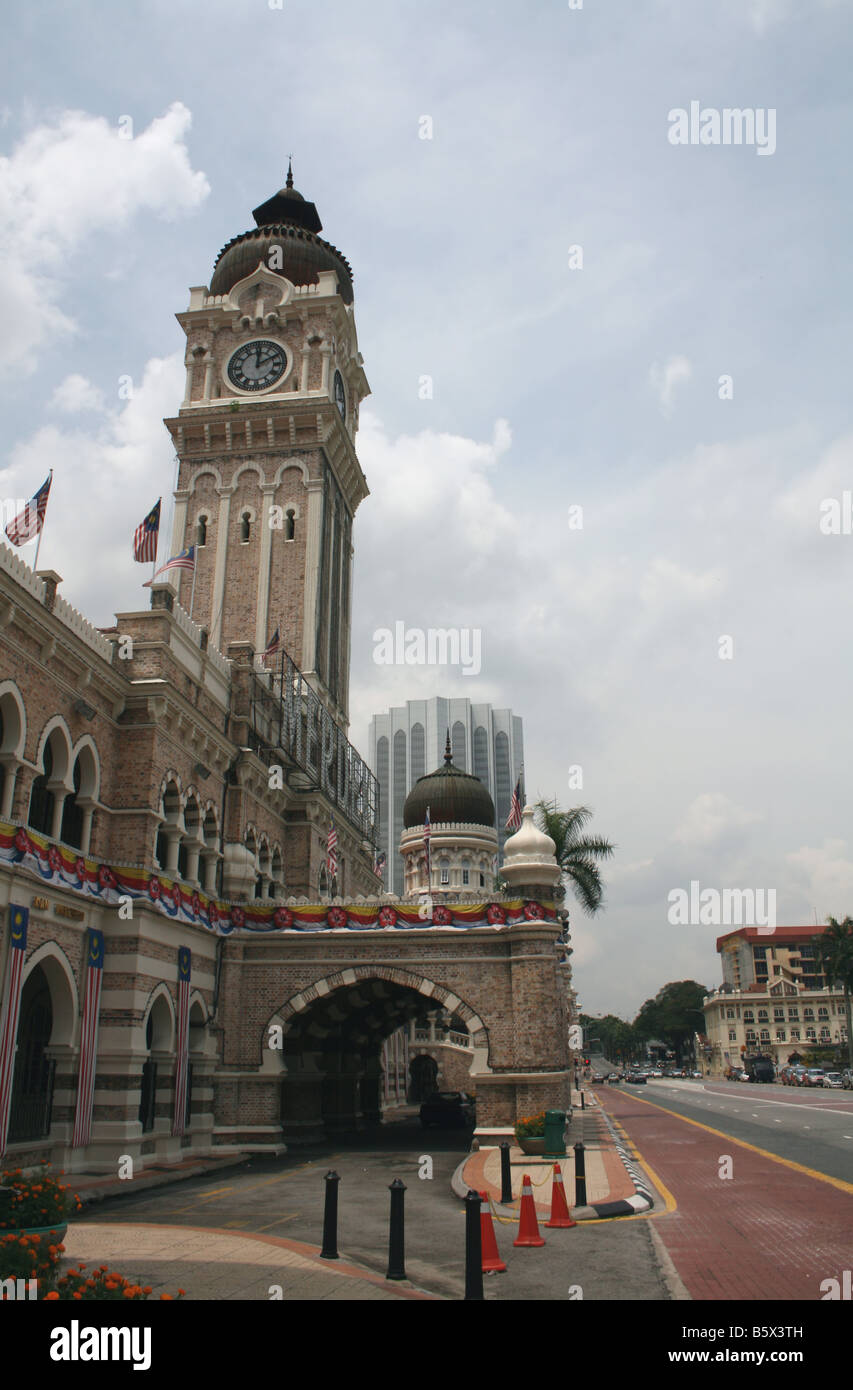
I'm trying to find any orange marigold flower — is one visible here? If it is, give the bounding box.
[44,1291,59,1300]
[143,1286,152,1295]
[160,1294,173,1300]
[178,1289,186,1296]
[73,1292,82,1300]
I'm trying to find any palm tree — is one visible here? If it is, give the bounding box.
[534,800,615,915]
[818,916,853,1070]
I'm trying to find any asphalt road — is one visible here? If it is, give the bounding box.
[85,1115,669,1301]
[607,1077,853,1182]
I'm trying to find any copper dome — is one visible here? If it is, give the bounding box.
[403,740,496,831]
[209,164,354,303]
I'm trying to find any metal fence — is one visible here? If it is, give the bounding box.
[249,651,378,844]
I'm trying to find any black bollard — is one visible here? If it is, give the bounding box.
[580,1089,585,1110]
[320,1170,340,1260]
[464,1188,483,1301]
[573,1141,587,1207]
[386,1178,407,1280]
[499,1141,513,1205]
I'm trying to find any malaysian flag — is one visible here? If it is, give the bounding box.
[261,628,281,664]
[143,546,195,586]
[326,821,338,880]
[506,769,524,832]
[0,905,28,1157]
[171,947,191,1137]
[72,929,105,1148]
[423,805,431,883]
[133,498,161,564]
[4,472,52,547]
[373,850,386,881]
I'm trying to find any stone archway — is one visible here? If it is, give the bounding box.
[274,968,489,1143]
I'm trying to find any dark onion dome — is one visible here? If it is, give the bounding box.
[403,737,496,831]
[209,161,353,303]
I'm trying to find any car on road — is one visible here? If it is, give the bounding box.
[624,1072,647,1085]
[803,1069,826,1088]
[822,1072,843,1088]
[419,1091,475,1128]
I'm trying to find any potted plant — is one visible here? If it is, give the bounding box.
[515,1111,547,1155]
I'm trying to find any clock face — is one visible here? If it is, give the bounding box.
[227,340,287,392]
[333,370,346,421]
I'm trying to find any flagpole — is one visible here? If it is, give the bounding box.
[32,470,52,572]
[188,558,197,619]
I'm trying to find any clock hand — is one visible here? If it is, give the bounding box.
[255,345,262,370]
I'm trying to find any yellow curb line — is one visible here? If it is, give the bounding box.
[603,1090,853,1195]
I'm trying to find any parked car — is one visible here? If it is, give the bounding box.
[822,1072,843,1088]
[803,1069,826,1088]
[419,1091,475,1128]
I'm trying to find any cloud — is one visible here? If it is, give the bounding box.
[0,103,209,373]
[785,839,853,919]
[2,352,183,624]
[49,374,105,414]
[673,793,762,849]
[649,355,691,417]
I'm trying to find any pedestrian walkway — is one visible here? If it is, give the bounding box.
[458,1090,643,1216]
[62,1222,437,1301]
[70,1155,251,1206]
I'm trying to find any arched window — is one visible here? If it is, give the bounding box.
[439,857,450,886]
[241,512,251,543]
[461,858,470,887]
[197,516,208,547]
[28,739,55,836]
[60,758,84,849]
[285,509,296,541]
[8,965,54,1142]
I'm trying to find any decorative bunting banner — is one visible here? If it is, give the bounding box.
[0,821,557,939]
[0,905,28,1157]
[72,928,105,1148]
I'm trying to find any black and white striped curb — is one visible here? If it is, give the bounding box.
[574,1105,654,1218]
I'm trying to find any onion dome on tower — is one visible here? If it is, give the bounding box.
[209,159,354,303]
[400,734,498,899]
[402,735,496,832]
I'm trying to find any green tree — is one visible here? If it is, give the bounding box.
[634,981,708,1064]
[534,800,615,915]
[818,916,853,1069]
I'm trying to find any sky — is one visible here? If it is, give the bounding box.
[1,0,852,1018]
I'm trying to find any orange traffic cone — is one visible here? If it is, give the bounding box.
[479,1192,507,1272]
[545,1162,576,1228]
[513,1173,546,1247]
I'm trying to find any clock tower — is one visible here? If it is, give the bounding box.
[163,163,369,728]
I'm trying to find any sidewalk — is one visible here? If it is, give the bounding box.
[60,1153,438,1300]
[456,1089,652,1219]
[61,1221,437,1300]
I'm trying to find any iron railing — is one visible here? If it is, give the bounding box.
[249,650,378,844]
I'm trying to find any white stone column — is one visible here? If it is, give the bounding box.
[202,354,215,402]
[254,484,277,654]
[300,479,325,674]
[211,486,234,652]
[50,789,66,841]
[320,343,332,393]
[0,766,16,820]
[165,831,181,875]
[171,489,190,559]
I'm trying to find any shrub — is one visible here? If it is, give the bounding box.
[0,1161,80,1231]
[515,1111,546,1140]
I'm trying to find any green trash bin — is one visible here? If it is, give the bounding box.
[543,1108,567,1157]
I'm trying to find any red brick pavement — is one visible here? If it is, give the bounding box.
[600,1087,853,1301]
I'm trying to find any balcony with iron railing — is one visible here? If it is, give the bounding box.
[248,647,378,845]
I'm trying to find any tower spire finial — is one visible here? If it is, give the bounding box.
[444,729,452,764]
[286,156,294,189]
